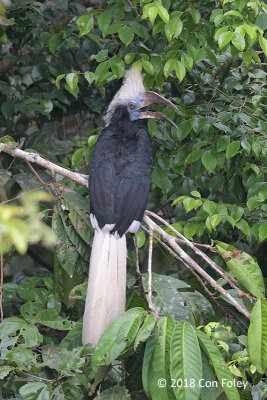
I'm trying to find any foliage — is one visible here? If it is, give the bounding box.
[0,0,266,399]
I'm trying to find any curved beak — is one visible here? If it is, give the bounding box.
[137,91,178,129]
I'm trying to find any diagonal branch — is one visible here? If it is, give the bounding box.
[1,143,252,319]
[143,215,250,319]
[0,143,88,187]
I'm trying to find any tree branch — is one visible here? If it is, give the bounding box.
[143,215,250,320]
[0,144,88,187]
[0,144,252,319]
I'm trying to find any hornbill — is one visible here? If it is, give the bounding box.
[82,68,178,347]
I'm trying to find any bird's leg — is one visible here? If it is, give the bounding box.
[147,229,159,319]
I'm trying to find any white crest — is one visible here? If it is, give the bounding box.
[104,68,145,125]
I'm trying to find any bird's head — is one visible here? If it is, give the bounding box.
[104,68,178,129]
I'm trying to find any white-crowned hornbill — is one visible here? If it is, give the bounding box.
[82,68,178,347]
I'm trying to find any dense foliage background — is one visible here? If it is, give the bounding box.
[0,0,266,399]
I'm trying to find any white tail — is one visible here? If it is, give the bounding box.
[82,229,126,347]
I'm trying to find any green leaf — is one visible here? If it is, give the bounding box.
[97,12,111,36]
[118,26,134,46]
[142,273,213,322]
[183,197,197,213]
[184,222,197,238]
[152,168,170,194]
[181,53,193,71]
[210,214,222,230]
[132,22,148,41]
[95,61,110,84]
[216,241,265,298]
[226,141,240,158]
[174,60,186,82]
[40,99,53,114]
[6,344,36,367]
[259,36,267,58]
[66,73,78,92]
[134,314,156,350]
[164,58,175,78]
[55,74,65,89]
[244,24,257,42]
[77,13,94,37]
[218,31,234,49]
[155,3,169,23]
[170,322,202,400]
[185,149,203,164]
[259,222,267,243]
[98,387,131,399]
[84,71,94,85]
[201,149,217,174]
[248,299,267,373]
[146,317,176,400]
[19,382,48,400]
[110,56,125,79]
[196,329,240,400]
[164,20,175,42]
[0,365,14,379]
[1,100,14,119]
[232,33,245,51]
[190,8,201,24]
[148,7,158,25]
[242,49,253,67]
[72,148,85,167]
[173,18,183,38]
[203,200,216,215]
[175,120,192,142]
[235,219,250,237]
[136,231,146,248]
[92,308,145,370]
[49,33,63,55]
[142,59,154,75]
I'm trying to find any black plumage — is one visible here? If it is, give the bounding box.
[82,69,178,347]
[89,105,153,237]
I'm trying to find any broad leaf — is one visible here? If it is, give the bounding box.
[248,299,267,374]
[216,241,265,298]
[170,322,202,400]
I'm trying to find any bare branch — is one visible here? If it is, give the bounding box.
[0,144,88,187]
[145,210,254,303]
[1,143,252,319]
[147,229,159,319]
[143,215,250,320]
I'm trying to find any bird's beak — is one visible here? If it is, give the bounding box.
[138,91,178,129]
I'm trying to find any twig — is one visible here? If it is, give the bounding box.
[1,143,253,319]
[143,215,250,319]
[145,210,254,303]
[147,229,159,319]
[134,234,140,275]
[25,161,55,198]
[0,252,3,321]
[0,144,88,187]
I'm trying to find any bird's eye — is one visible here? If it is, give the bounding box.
[129,103,135,109]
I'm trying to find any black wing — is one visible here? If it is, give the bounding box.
[89,127,152,237]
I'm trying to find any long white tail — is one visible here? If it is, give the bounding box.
[82,229,126,347]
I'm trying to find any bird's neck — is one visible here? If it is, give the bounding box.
[109,106,147,136]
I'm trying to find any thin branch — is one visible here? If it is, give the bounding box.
[143,215,250,319]
[145,210,254,303]
[134,234,140,275]
[25,161,55,198]
[0,144,88,187]
[1,143,253,319]
[147,229,159,319]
